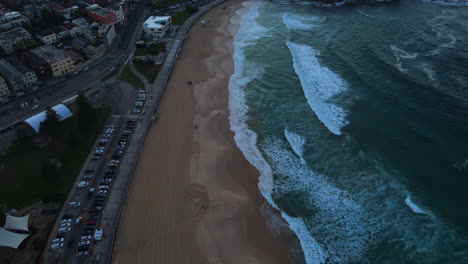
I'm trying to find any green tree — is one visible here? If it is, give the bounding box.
[76,91,97,132]
[40,9,65,27]
[147,42,167,55]
[40,106,60,138]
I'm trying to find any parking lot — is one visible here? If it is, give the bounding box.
[44,89,146,264]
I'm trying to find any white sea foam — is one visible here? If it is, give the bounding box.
[390,45,419,72]
[264,138,374,263]
[419,63,437,82]
[405,196,427,215]
[356,8,376,18]
[422,0,468,6]
[286,41,349,135]
[228,3,334,264]
[284,128,306,163]
[282,14,326,31]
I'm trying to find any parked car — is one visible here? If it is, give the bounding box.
[69,202,80,207]
[132,108,141,114]
[75,216,83,224]
[83,175,93,180]
[97,190,108,195]
[84,169,94,173]
[52,238,64,243]
[82,230,93,236]
[60,223,71,228]
[76,251,89,257]
[77,181,89,187]
[61,218,72,224]
[51,242,63,249]
[80,235,92,241]
[94,229,103,241]
[32,104,39,110]
[58,227,70,233]
[78,240,91,246]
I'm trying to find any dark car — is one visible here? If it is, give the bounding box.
[84,169,94,173]
[82,230,93,236]
[78,245,89,251]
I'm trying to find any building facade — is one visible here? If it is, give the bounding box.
[6,56,38,87]
[31,45,75,77]
[0,12,30,32]
[36,30,57,45]
[86,5,119,25]
[0,59,26,92]
[143,16,172,39]
[0,27,34,55]
[98,24,116,45]
[0,76,10,98]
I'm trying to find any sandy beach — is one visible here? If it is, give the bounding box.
[112,1,293,263]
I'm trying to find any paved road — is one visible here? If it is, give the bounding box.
[0,0,150,132]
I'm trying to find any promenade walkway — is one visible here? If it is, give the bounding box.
[97,1,227,263]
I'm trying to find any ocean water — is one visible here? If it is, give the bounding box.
[228,0,468,263]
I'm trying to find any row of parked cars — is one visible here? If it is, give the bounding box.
[73,121,135,258]
[50,125,117,256]
[132,89,146,114]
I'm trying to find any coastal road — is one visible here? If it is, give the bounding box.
[0,0,151,132]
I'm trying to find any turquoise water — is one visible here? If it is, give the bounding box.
[228,1,468,263]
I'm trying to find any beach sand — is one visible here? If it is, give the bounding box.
[112,1,293,263]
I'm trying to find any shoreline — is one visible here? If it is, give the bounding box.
[112,1,294,263]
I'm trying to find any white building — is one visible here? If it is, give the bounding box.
[36,30,57,45]
[142,16,171,39]
[0,12,30,32]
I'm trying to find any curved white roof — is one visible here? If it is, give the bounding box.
[23,104,72,133]
[4,214,29,232]
[0,228,29,249]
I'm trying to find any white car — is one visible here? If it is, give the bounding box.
[98,185,109,190]
[75,216,83,224]
[80,235,92,241]
[97,190,108,195]
[60,223,71,228]
[77,181,89,187]
[76,251,89,257]
[94,229,103,241]
[32,104,39,110]
[52,238,64,243]
[61,218,72,224]
[132,108,141,114]
[58,227,70,233]
[78,240,91,246]
[69,202,80,207]
[51,242,63,249]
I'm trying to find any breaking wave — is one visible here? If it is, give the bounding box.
[286,41,349,135]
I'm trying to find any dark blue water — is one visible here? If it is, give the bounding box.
[228,1,468,263]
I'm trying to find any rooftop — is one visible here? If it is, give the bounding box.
[0,27,30,43]
[0,59,22,80]
[5,56,32,74]
[143,16,171,29]
[31,45,70,64]
[87,4,113,17]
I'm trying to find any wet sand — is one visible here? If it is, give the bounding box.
[112,1,293,263]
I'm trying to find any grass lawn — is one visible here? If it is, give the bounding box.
[134,49,151,57]
[133,60,162,84]
[172,10,192,25]
[0,106,111,209]
[118,64,145,89]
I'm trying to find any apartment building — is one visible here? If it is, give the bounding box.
[6,56,38,87]
[31,45,75,77]
[0,76,10,98]
[0,27,34,55]
[0,12,30,31]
